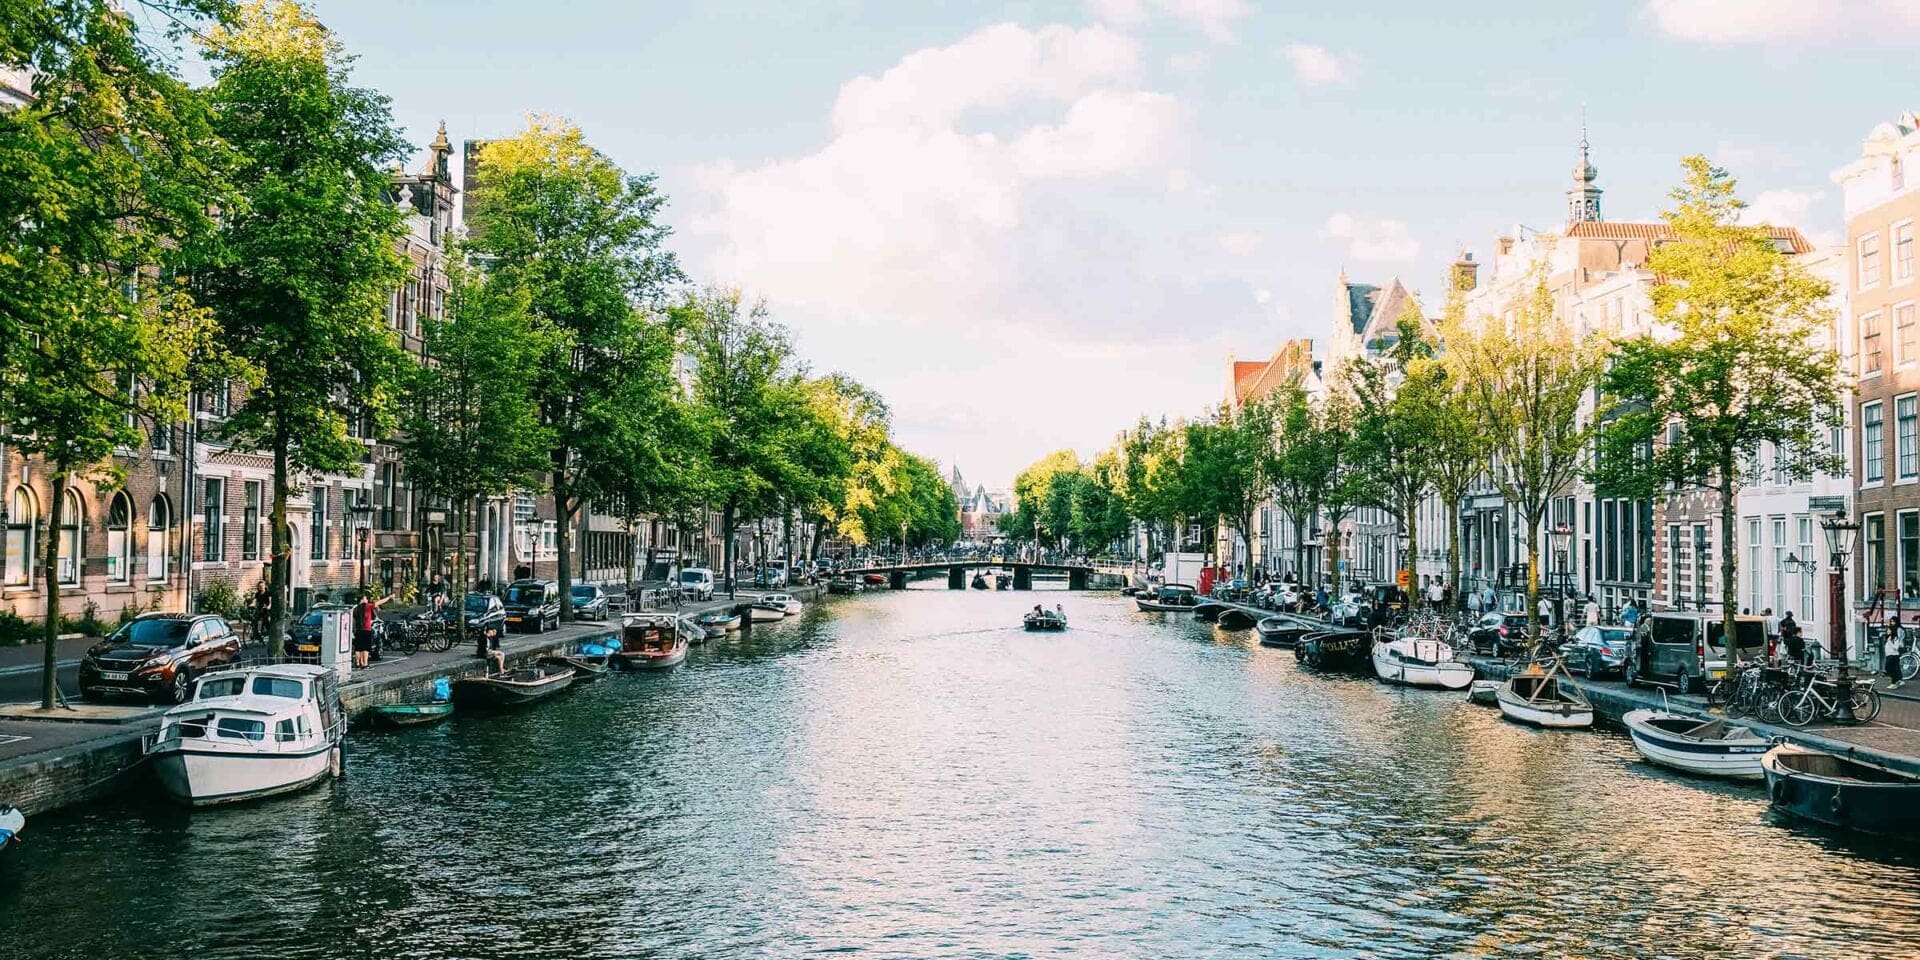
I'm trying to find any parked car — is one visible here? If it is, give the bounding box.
[79,613,240,704]
[678,567,716,601]
[1465,612,1533,656]
[750,567,787,588]
[569,583,610,621]
[1627,612,1768,695]
[444,592,507,640]
[502,579,562,633]
[1561,624,1635,678]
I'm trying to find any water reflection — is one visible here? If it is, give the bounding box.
[3,586,1918,959]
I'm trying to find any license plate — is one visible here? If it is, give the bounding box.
[506,616,521,623]
[295,645,318,654]
[101,672,127,681]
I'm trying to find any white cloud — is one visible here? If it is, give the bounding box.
[1740,188,1839,247]
[685,22,1263,483]
[1167,50,1209,72]
[1279,43,1355,86]
[1088,0,1251,43]
[1642,0,1920,45]
[1713,140,1796,173]
[1321,213,1420,261]
[1220,229,1262,256]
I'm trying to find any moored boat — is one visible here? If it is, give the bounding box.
[1296,630,1371,671]
[614,614,691,670]
[0,802,23,854]
[694,609,741,637]
[452,663,575,708]
[1495,665,1593,728]
[863,573,888,585]
[1216,608,1258,631]
[758,593,804,615]
[542,653,611,680]
[1467,679,1501,706]
[1763,743,1920,839]
[1371,635,1476,690]
[747,603,786,622]
[1193,601,1225,623]
[145,663,346,807]
[362,700,454,728]
[1255,615,1312,648]
[827,578,862,595]
[1136,584,1200,612]
[1624,709,1770,780]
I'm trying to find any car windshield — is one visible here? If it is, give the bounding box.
[1596,628,1631,644]
[464,595,491,613]
[118,618,191,647]
[299,611,324,627]
[679,571,705,583]
[571,585,595,599]
[505,585,543,604]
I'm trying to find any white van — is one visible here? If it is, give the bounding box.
[677,567,716,601]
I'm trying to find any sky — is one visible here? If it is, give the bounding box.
[172,0,1920,489]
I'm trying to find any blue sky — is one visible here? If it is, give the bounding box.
[199,0,1920,486]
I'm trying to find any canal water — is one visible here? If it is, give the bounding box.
[4,585,1920,958]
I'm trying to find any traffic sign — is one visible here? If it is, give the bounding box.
[1396,569,1411,588]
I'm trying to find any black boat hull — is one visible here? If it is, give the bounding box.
[1295,631,1371,671]
[1764,745,1920,839]
[1216,609,1257,630]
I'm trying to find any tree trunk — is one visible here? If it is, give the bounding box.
[1446,498,1463,614]
[40,467,68,710]
[1403,497,1419,603]
[554,464,573,623]
[1525,510,1542,644]
[269,428,290,660]
[459,496,479,659]
[1328,524,1343,597]
[1720,466,1740,667]
[781,503,793,575]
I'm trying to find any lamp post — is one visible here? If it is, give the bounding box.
[1822,511,1861,722]
[1395,528,1410,615]
[349,500,374,594]
[901,520,909,565]
[1550,521,1573,635]
[0,499,9,586]
[425,507,448,585]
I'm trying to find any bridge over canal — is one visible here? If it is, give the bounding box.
[837,560,1128,591]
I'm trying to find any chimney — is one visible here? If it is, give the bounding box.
[1451,250,1479,292]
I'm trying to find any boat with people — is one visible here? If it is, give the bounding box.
[145,663,346,807]
[1762,742,1920,839]
[1255,615,1314,648]
[1623,708,1771,779]
[1,801,23,854]
[614,614,691,670]
[1496,663,1593,729]
[1371,634,1476,690]
[1136,584,1200,613]
[1295,630,1371,671]
[1023,606,1068,631]
[452,662,576,708]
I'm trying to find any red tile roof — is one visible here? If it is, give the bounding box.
[1564,220,1812,254]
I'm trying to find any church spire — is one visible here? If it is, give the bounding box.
[1567,119,1602,224]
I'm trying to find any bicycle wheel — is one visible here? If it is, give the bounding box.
[386,623,419,656]
[424,622,454,653]
[1850,684,1882,722]
[1758,691,1786,725]
[1902,651,1918,682]
[1779,689,1818,727]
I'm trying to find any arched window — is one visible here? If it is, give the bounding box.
[147,495,171,582]
[57,488,83,584]
[5,487,35,587]
[107,493,133,583]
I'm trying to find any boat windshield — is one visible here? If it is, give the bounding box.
[197,677,246,700]
[251,677,304,699]
[215,717,266,741]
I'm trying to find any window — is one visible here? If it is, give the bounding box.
[1866,513,1888,598]
[205,380,230,419]
[1864,312,1885,374]
[1902,395,1919,481]
[1829,405,1847,474]
[215,717,265,742]
[1862,232,1883,289]
[106,493,132,583]
[1772,517,1788,614]
[242,481,260,560]
[1773,442,1791,486]
[55,488,82,585]
[341,489,357,560]
[1798,517,1815,619]
[310,485,327,560]
[147,495,170,581]
[274,719,297,742]
[1903,511,1920,601]
[1865,401,1886,484]
[151,421,170,454]
[1898,222,1915,283]
[1693,524,1711,606]
[1747,518,1762,613]
[202,478,224,562]
[379,463,396,531]
[1900,304,1917,364]
[253,676,304,699]
[5,486,35,587]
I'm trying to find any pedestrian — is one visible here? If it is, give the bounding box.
[1886,616,1907,689]
[1762,607,1777,642]
[1467,589,1482,616]
[249,578,272,642]
[429,573,446,599]
[1621,599,1641,627]
[1481,585,1497,613]
[351,591,382,670]
[1584,593,1600,626]
[1537,595,1552,625]
[1428,579,1445,613]
[1779,611,1805,665]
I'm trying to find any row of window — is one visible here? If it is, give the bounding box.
[4,486,174,588]
[1742,515,1818,618]
[1861,395,1920,485]
[1861,510,1920,602]
[1858,220,1916,292]
[1859,302,1917,376]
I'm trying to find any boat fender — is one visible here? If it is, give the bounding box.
[329,744,344,780]
[430,677,452,702]
[1829,789,1845,819]
[1771,779,1792,805]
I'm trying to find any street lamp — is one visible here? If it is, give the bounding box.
[1550,521,1573,633]
[1395,528,1411,612]
[349,499,375,593]
[425,506,448,586]
[901,520,909,565]
[1821,511,1861,722]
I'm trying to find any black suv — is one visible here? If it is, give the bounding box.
[502,579,561,633]
[1466,612,1533,656]
[80,613,240,704]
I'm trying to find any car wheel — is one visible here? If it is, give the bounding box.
[1677,672,1697,696]
[169,666,193,704]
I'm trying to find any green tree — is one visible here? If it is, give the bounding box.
[0,0,233,706]
[399,256,552,654]
[1184,399,1276,575]
[806,374,893,556]
[1595,156,1843,652]
[193,0,409,656]
[1350,309,1441,591]
[1314,385,1370,596]
[1073,450,1132,555]
[464,115,681,619]
[1441,267,1607,642]
[1266,383,1330,585]
[1012,449,1081,548]
[1422,290,1492,609]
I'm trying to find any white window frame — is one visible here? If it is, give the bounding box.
[1901,393,1920,483]
[1896,220,1915,285]
[1862,231,1884,291]
[1864,400,1887,485]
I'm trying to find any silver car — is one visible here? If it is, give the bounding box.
[569,583,611,621]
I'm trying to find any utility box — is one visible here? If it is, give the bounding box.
[317,606,351,679]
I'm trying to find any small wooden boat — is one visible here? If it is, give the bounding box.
[1024,609,1068,631]
[361,700,455,728]
[1467,679,1501,706]
[1256,616,1312,648]
[1296,630,1371,671]
[1763,742,1920,839]
[748,602,786,622]
[615,616,692,669]
[1136,585,1199,612]
[1216,608,1258,631]
[1496,664,1593,729]
[452,664,575,708]
[0,801,23,854]
[1372,635,1476,690]
[1624,709,1770,780]
[542,653,611,681]
[971,573,989,590]
[694,609,741,637]
[1193,601,1225,623]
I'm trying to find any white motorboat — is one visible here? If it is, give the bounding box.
[1466,679,1501,706]
[0,801,22,854]
[1372,635,1476,690]
[1496,665,1593,729]
[747,602,787,622]
[145,663,344,807]
[1623,709,1771,780]
[758,593,803,615]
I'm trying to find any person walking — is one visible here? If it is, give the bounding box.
[1467,589,1482,617]
[1481,584,1497,614]
[249,578,272,645]
[1621,599,1641,627]
[1886,616,1907,689]
[1584,593,1601,626]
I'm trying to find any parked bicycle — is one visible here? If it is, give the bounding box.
[1778,667,1881,727]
